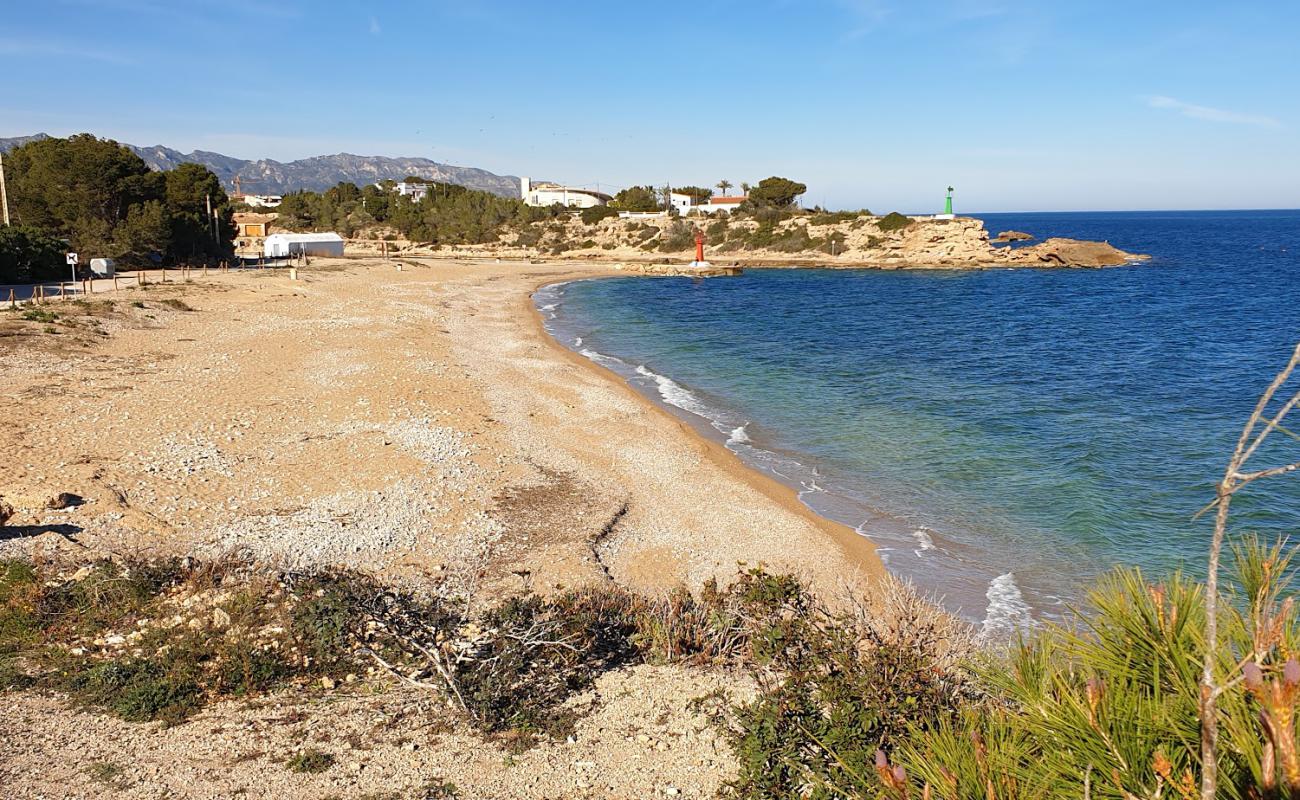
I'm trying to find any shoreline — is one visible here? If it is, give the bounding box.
[523,273,885,584]
[0,257,884,603]
[527,269,1041,633]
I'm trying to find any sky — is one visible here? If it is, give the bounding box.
[2,0,1297,212]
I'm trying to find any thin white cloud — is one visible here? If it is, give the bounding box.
[369,16,382,35]
[834,0,893,38]
[0,37,133,64]
[1147,95,1280,127]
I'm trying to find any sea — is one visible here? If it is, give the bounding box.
[535,210,1300,638]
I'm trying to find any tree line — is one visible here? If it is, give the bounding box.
[271,174,809,248]
[270,178,569,245]
[609,176,807,213]
[0,134,235,283]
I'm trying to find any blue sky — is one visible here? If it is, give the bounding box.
[2,0,1296,211]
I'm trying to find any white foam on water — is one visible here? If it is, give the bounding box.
[798,478,824,500]
[979,573,1034,642]
[727,424,751,445]
[912,526,937,555]
[634,364,715,419]
[580,348,627,368]
[573,336,583,347]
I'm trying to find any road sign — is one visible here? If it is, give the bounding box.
[66,252,79,265]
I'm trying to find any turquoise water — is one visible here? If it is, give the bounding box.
[537,210,1300,635]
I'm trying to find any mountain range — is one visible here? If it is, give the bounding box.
[0,133,522,198]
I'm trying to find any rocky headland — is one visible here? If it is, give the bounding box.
[342,213,1146,271]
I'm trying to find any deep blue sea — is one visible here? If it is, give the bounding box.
[537,210,1300,636]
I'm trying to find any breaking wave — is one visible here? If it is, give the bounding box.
[911,526,936,555]
[979,573,1034,642]
[634,364,715,419]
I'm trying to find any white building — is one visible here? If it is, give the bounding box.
[263,232,345,258]
[668,192,695,214]
[694,196,746,215]
[396,181,430,202]
[244,195,283,208]
[667,192,747,215]
[520,177,611,209]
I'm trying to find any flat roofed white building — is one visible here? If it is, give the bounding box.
[520,177,611,209]
[396,181,430,201]
[263,232,345,258]
[695,196,746,214]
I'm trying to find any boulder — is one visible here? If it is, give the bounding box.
[1007,237,1145,268]
[994,230,1034,242]
[0,497,11,527]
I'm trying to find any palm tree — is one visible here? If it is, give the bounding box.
[716,179,733,197]
[740,181,751,196]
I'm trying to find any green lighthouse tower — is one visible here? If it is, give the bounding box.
[938,186,955,219]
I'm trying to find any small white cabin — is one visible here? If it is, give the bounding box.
[263,232,345,258]
[396,181,430,201]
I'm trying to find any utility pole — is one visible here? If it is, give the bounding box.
[0,150,10,225]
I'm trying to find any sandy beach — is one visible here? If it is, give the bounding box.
[0,257,882,798]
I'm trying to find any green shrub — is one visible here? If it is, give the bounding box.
[21,308,59,324]
[580,205,619,225]
[286,748,335,773]
[513,225,543,247]
[65,656,203,724]
[289,572,374,675]
[659,221,697,252]
[876,212,913,232]
[419,779,460,798]
[809,210,869,225]
[724,573,972,799]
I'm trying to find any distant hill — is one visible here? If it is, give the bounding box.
[0,133,522,198]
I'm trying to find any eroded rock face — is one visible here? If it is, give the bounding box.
[994,230,1034,242]
[869,217,997,267]
[0,498,13,527]
[1005,237,1145,268]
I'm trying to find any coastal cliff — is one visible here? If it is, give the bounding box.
[345,213,1145,270]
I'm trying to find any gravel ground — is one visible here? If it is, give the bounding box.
[0,258,882,798]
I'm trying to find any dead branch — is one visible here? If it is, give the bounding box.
[1201,342,1300,800]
